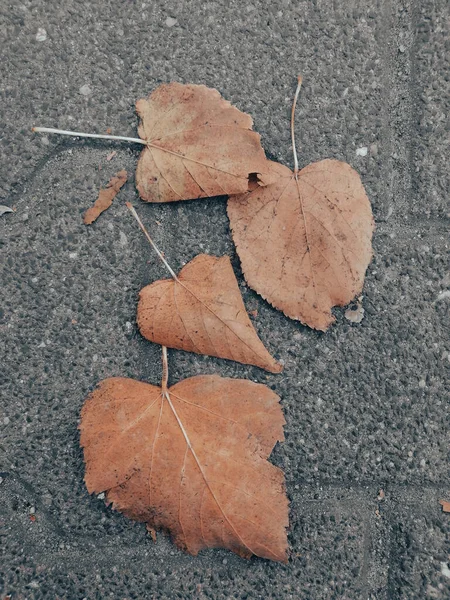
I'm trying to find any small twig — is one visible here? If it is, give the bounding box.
[290,75,303,177]
[161,346,169,392]
[125,202,178,280]
[32,126,147,146]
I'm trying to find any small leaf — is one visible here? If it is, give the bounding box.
[0,205,14,216]
[83,170,127,225]
[439,499,450,513]
[138,254,282,373]
[135,83,268,202]
[80,374,289,561]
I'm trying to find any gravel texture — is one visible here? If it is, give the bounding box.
[1,0,449,598]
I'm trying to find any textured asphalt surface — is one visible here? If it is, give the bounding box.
[1,0,449,598]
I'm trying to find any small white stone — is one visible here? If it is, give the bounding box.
[3,417,10,425]
[119,231,128,247]
[441,562,450,579]
[165,17,177,27]
[436,290,450,302]
[29,506,36,514]
[418,379,426,388]
[399,45,406,53]
[36,28,47,42]
[345,305,365,324]
[356,146,368,157]
[420,458,426,467]
[69,252,78,259]
[97,492,105,500]
[79,84,92,96]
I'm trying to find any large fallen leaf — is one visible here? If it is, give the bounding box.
[80,374,289,561]
[135,83,268,202]
[227,79,374,331]
[137,253,282,373]
[83,169,128,225]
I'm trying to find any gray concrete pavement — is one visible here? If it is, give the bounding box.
[1,0,449,598]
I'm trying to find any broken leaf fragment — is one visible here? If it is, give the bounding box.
[137,254,282,373]
[83,169,128,225]
[439,500,450,513]
[135,82,268,202]
[80,374,289,561]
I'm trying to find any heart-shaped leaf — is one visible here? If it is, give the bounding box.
[80,373,288,561]
[135,83,268,202]
[138,253,282,373]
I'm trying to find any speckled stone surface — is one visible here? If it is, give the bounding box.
[1,0,449,598]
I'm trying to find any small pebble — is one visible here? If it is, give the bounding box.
[165,17,177,27]
[3,416,10,425]
[97,492,105,500]
[79,84,92,96]
[369,143,378,156]
[441,563,450,579]
[418,379,426,388]
[36,28,47,42]
[69,252,78,259]
[345,305,365,324]
[399,45,406,53]
[420,459,426,467]
[119,231,128,247]
[356,146,368,157]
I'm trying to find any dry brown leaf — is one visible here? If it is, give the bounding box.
[439,499,450,513]
[135,83,268,202]
[83,170,127,225]
[137,253,282,373]
[80,372,288,561]
[227,78,374,331]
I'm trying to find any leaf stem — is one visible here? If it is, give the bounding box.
[161,346,169,392]
[290,75,303,176]
[125,202,178,280]
[32,126,147,146]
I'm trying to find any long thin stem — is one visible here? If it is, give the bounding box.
[32,126,147,146]
[125,202,178,280]
[161,346,169,392]
[290,75,303,176]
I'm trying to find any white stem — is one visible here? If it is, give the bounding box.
[161,346,169,391]
[125,202,178,280]
[290,75,303,175]
[32,126,147,145]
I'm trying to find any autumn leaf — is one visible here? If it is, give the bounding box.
[127,203,282,373]
[138,254,281,373]
[439,499,450,513]
[83,170,128,225]
[227,77,374,331]
[135,83,268,202]
[79,354,289,561]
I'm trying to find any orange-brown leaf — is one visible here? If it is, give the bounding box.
[228,159,374,331]
[83,170,128,225]
[135,83,268,202]
[439,499,450,513]
[80,375,289,561]
[137,254,282,373]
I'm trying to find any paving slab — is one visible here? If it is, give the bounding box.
[1,0,449,598]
